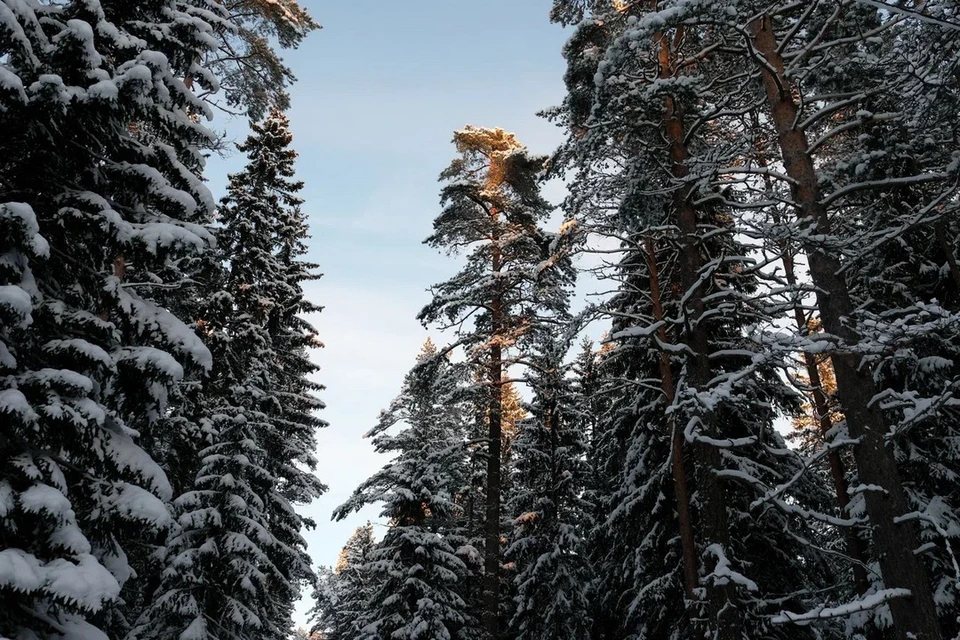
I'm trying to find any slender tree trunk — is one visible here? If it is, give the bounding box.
[781,249,872,597]
[751,15,942,639]
[656,26,737,639]
[483,229,504,640]
[644,236,699,605]
[752,109,876,603]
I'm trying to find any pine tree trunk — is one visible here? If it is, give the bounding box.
[644,236,699,605]
[781,249,872,598]
[483,236,504,640]
[754,112,876,605]
[751,15,942,639]
[657,27,737,640]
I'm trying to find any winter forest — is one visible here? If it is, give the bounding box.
[3,0,960,639]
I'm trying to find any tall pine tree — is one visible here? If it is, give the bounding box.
[418,126,575,640]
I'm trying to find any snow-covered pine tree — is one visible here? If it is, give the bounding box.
[208,0,319,119]
[555,2,960,635]
[309,524,378,640]
[758,3,960,634]
[0,1,228,637]
[548,2,842,637]
[309,566,339,640]
[132,108,324,640]
[418,126,576,640]
[506,325,592,640]
[334,340,476,640]
[728,3,960,635]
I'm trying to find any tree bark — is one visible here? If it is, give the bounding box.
[483,226,504,640]
[781,240,873,598]
[644,236,699,605]
[751,15,942,639]
[657,27,737,640]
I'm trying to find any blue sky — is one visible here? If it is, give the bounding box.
[206,0,573,627]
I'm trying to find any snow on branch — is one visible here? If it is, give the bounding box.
[771,589,911,624]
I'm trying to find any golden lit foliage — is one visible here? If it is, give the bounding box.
[500,382,528,470]
[418,336,438,360]
[790,320,844,454]
[333,547,350,575]
[451,126,525,194]
[792,359,841,434]
[333,524,374,574]
[501,381,527,448]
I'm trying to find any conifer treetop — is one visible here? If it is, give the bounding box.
[213,0,319,118]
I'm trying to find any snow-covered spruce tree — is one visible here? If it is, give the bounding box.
[0,1,229,638]
[334,340,476,640]
[506,324,592,640]
[548,3,842,637]
[566,339,615,639]
[309,524,378,640]
[133,405,286,640]
[309,566,339,640]
[118,237,227,629]
[418,126,575,640]
[221,108,326,608]
[132,109,324,640]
